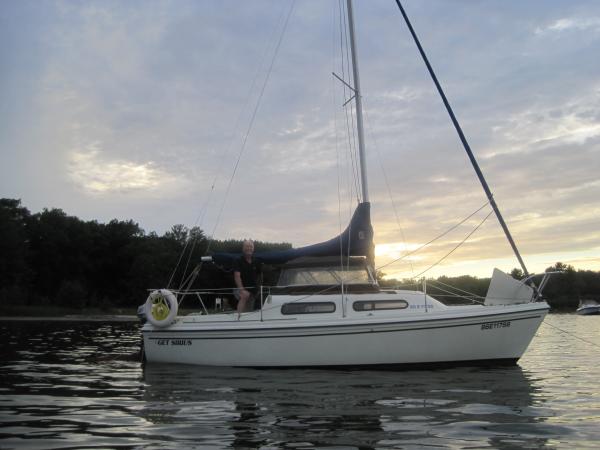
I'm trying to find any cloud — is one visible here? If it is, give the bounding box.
[535,17,600,34]
[68,142,188,196]
[487,99,600,157]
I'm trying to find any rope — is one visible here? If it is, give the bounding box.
[542,319,600,351]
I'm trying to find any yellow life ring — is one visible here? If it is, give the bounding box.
[144,289,178,327]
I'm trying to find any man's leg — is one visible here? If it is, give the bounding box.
[236,289,250,318]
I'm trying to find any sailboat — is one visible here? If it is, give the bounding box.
[140,1,551,368]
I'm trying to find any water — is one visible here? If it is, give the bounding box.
[1,315,599,449]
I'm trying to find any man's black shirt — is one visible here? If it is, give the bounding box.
[233,256,262,296]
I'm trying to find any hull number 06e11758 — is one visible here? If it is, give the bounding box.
[481,321,511,330]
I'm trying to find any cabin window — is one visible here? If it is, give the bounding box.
[281,302,336,315]
[353,300,408,311]
[278,268,372,286]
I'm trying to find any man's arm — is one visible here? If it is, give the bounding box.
[234,271,244,290]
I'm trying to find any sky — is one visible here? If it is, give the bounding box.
[1,0,599,280]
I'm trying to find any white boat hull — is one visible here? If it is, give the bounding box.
[142,303,548,367]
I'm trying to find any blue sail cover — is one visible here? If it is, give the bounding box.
[210,202,374,267]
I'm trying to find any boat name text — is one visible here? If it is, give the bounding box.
[156,339,192,346]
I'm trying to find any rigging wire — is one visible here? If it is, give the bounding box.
[332,1,346,278]
[412,209,493,279]
[342,2,361,204]
[171,0,296,292]
[172,201,499,315]
[173,42,276,290]
[236,203,499,312]
[338,0,361,204]
[206,1,296,251]
[167,1,294,290]
[338,0,362,273]
[173,1,496,303]
[167,4,564,321]
[428,278,485,301]
[423,283,484,304]
[375,200,491,273]
[362,99,415,277]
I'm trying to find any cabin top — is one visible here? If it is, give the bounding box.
[272,256,379,295]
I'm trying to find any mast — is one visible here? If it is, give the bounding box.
[393,0,530,276]
[346,0,369,203]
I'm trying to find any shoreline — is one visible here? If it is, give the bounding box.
[1,315,139,322]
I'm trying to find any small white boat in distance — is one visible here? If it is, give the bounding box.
[576,300,600,315]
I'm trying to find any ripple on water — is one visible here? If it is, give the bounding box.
[1,315,599,449]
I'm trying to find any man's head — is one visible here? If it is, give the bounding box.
[242,240,254,257]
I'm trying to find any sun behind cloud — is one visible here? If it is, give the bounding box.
[68,142,184,195]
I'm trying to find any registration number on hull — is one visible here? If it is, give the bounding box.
[481,321,511,330]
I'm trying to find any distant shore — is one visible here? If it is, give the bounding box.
[1,315,138,322]
[1,305,138,320]
[0,305,210,320]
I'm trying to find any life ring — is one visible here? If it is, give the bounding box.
[144,289,178,327]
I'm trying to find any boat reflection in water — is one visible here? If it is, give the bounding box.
[141,363,552,449]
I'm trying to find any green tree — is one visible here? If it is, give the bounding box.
[164,224,188,246]
[510,268,523,280]
[0,199,32,305]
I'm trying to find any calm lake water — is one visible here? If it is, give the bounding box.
[1,314,599,449]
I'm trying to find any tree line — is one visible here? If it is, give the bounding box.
[0,198,290,311]
[379,262,600,310]
[2,198,598,312]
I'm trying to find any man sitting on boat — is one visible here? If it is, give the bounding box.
[233,239,262,318]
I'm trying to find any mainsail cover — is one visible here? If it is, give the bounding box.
[210,202,374,266]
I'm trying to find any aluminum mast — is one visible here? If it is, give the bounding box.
[346,0,369,203]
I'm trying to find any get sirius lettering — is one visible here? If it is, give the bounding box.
[156,339,192,346]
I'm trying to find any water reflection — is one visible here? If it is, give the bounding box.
[1,321,144,450]
[141,363,548,449]
[1,316,599,449]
